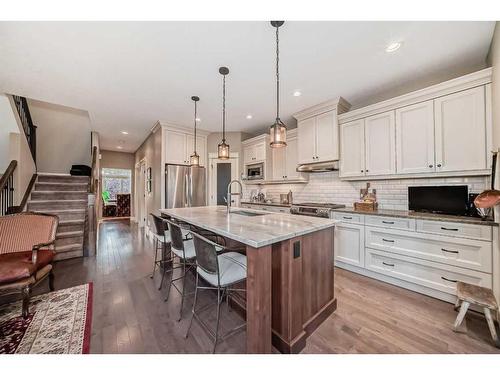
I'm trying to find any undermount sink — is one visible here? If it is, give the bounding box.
[231,210,269,217]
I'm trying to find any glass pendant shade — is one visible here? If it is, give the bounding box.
[189,152,200,166]
[217,141,230,159]
[270,119,287,148]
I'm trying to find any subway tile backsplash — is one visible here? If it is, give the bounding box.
[242,172,489,211]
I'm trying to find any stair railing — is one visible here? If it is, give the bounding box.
[0,160,17,216]
[12,95,37,165]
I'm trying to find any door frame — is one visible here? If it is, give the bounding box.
[135,158,147,228]
[208,152,240,206]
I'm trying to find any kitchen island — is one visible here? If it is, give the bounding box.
[159,205,337,353]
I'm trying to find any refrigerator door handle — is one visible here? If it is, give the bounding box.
[185,172,190,207]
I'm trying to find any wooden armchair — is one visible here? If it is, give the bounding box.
[0,212,59,318]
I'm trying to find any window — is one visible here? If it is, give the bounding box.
[102,168,132,200]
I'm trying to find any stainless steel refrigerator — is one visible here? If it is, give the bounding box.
[164,164,206,208]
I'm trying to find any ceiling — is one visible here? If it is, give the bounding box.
[0,21,495,153]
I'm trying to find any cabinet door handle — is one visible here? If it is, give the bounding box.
[382,238,395,243]
[382,221,395,224]
[437,163,442,167]
[441,227,458,231]
[441,276,457,283]
[428,165,433,168]
[382,262,395,267]
[343,216,353,220]
[441,248,459,254]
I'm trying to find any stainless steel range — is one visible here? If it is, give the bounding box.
[290,202,346,218]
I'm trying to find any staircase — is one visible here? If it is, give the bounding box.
[28,174,89,260]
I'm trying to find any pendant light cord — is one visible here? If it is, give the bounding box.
[222,74,226,142]
[276,25,280,121]
[194,100,197,154]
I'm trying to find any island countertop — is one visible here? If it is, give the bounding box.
[159,205,337,248]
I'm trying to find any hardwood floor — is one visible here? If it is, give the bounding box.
[49,219,499,354]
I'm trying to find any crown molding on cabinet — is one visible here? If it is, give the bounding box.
[157,120,210,136]
[338,68,492,125]
[242,133,270,145]
[292,96,351,122]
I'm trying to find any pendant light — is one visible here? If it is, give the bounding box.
[269,21,287,148]
[218,66,230,159]
[189,95,200,166]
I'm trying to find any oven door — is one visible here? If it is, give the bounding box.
[246,163,264,180]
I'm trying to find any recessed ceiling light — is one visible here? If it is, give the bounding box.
[195,117,201,122]
[116,146,123,149]
[385,41,402,53]
[293,90,302,97]
[121,131,129,135]
[246,114,253,119]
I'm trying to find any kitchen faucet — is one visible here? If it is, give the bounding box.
[226,179,243,214]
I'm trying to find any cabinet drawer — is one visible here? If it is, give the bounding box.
[332,212,364,224]
[365,248,492,296]
[365,227,492,273]
[416,220,492,241]
[365,215,415,231]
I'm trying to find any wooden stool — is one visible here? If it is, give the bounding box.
[453,281,500,348]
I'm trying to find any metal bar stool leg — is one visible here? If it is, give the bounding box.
[212,286,222,354]
[178,259,187,321]
[150,237,158,279]
[185,272,199,339]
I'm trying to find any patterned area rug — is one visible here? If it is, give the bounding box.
[0,283,93,354]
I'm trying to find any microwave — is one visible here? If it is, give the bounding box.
[408,185,469,216]
[245,163,264,180]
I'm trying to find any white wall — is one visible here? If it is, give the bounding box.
[0,94,20,172]
[28,99,92,174]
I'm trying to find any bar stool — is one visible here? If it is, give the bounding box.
[453,281,500,348]
[185,231,247,353]
[149,213,170,290]
[163,219,197,321]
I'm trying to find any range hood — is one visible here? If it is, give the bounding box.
[296,160,339,173]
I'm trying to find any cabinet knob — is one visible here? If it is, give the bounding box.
[361,170,364,172]
[365,169,369,172]
[437,163,442,167]
[429,165,433,168]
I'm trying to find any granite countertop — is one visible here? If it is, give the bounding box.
[332,207,498,226]
[241,201,291,208]
[159,206,336,248]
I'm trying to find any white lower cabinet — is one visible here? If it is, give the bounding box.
[240,203,290,214]
[333,212,494,303]
[334,223,365,268]
[365,226,492,273]
[365,248,492,295]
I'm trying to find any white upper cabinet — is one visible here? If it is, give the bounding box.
[364,111,396,176]
[272,131,303,181]
[285,137,300,180]
[272,146,286,180]
[315,111,339,162]
[244,141,266,164]
[338,69,492,180]
[297,117,316,165]
[297,110,339,164]
[339,119,365,178]
[165,130,187,164]
[434,86,486,173]
[396,100,435,174]
[164,127,208,166]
